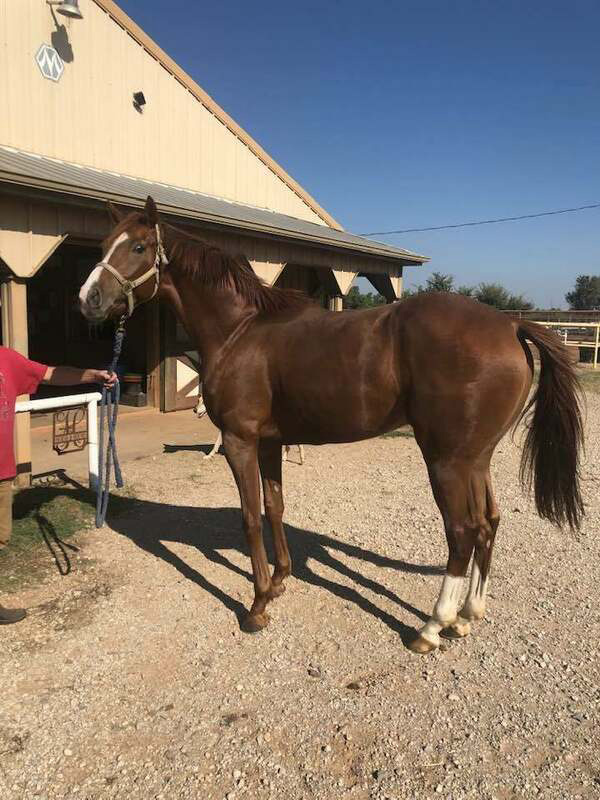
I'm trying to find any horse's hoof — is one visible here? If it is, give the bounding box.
[241,612,270,633]
[407,634,438,655]
[269,582,286,600]
[460,604,485,622]
[441,619,471,639]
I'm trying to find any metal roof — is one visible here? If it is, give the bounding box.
[0,146,428,265]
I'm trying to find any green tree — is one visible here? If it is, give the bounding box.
[565,275,600,310]
[402,274,532,309]
[402,272,455,296]
[425,272,455,292]
[505,292,534,311]
[475,283,510,308]
[475,283,533,311]
[343,286,386,309]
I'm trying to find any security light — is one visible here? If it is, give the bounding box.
[133,91,146,110]
[47,0,84,20]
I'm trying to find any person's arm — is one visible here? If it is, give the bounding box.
[43,366,117,388]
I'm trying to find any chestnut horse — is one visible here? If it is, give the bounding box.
[79,197,583,654]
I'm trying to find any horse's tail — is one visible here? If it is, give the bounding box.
[516,320,584,530]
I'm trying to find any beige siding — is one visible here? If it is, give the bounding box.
[198,229,404,278]
[0,196,403,288]
[0,197,65,277]
[0,196,107,277]
[0,0,327,225]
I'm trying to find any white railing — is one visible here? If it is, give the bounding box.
[533,321,600,369]
[15,392,102,491]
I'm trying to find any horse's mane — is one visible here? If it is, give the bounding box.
[163,222,312,315]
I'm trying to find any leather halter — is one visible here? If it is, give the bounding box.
[95,224,169,317]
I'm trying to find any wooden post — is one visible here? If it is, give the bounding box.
[594,324,599,370]
[362,268,403,303]
[145,299,161,407]
[0,280,10,347]
[1,278,32,487]
[394,268,403,300]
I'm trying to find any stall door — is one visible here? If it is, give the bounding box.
[161,309,201,411]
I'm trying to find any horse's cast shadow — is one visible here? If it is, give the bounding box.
[15,483,443,645]
[163,443,221,457]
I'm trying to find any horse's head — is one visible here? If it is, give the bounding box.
[79,195,168,323]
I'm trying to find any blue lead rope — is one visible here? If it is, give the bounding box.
[95,317,127,528]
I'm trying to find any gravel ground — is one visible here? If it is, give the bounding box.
[1,395,600,800]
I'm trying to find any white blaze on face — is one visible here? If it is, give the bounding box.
[79,233,129,306]
[78,265,104,306]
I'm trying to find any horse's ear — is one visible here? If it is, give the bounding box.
[107,201,125,226]
[144,195,159,227]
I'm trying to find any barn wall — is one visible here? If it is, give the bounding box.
[0,196,405,291]
[0,0,329,225]
[0,196,108,278]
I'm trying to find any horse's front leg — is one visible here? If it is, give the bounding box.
[223,432,272,632]
[259,440,291,599]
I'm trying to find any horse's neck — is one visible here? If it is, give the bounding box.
[160,269,254,366]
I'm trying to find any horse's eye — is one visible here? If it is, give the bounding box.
[133,244,145,254]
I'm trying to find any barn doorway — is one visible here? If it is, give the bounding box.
[160,307,200,412]
[27,243,149,404]
[274,264,329,307]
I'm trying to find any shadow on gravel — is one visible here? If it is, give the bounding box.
[13,483,443,646]
[163,443,222,457]
[36,512,79,576]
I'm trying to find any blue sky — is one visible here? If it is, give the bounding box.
[119,0,599,307]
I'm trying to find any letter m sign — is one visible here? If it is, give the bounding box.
[35,44,64,82]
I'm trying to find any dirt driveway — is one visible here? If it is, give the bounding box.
[1,398,600,800]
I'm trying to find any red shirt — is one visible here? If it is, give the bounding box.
[0,347,48,481]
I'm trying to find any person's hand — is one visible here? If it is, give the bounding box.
[94,370,118,388]
[44,366,121,388]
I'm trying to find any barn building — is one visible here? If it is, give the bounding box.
[0,0,428,484]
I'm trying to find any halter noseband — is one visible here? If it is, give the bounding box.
[96,224,169,318]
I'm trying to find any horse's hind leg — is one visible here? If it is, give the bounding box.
[445,470,499,638]
[408,459,493,654]
[259,440,291,599]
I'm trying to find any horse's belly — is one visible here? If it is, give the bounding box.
[270,385,407,445]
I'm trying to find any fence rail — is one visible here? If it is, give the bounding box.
[503,309,600,323]
[524,321,600,369]
[15,392,101,490]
